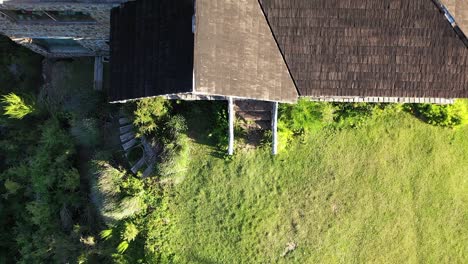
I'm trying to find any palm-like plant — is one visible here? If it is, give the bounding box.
[1,93,35,119]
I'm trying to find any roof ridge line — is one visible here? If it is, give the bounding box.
[257,0,301,97]
[431,0,468,48]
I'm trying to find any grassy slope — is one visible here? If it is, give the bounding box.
[169,109,467,263]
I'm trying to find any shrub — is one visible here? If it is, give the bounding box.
[1,93,35,119]
[158,134,190,179]
[277,100,335,152]
[208,103,229,149]
[162,115,188,143]
[279,99,331,135]
[90,160,145,223]
[133,97,171,137]
[121,222,139,242]
[158,115,190,179]
[333,103,382,128]
[405,99,468,128]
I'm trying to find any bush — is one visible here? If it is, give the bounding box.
[158,134,190,179]
[1,93,35,119]
[133,97,171,137]
[333,103,383,128]
[277,100,335,152]
[208,103,229,149]
[90,160,146,224]
[405,99,468,128]
[157,115,190,179]
[279,99,334,135]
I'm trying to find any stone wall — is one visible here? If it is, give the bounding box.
[0,0,129,57]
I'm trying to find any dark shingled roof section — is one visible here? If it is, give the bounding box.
[109,0,194,102]
[259,0,468,99]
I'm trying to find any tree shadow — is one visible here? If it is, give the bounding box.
[173,100,228,158]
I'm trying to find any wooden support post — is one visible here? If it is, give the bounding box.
[272,101,279,155]
[228,97,235,155]
[94,56,103,91]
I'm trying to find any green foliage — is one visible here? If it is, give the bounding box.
[122,222,139,242]
[276,101,399,152]
[158,134,190,180]
[100,229,113,241]
[1,118,83,263]
[405,99,468,128]
[70,117,101,148]
[163,114,188,140]
[133,97,171,137]
[155,115,190,179]
[144,195,175,263]
[3,179,21,196]
[90,160,146,223]
[208,104,229,149]
[1,93,35,119]
[170,108,468,263]
[279,99,333,134]
[333,102,383,128]
[278,100,335,152]
[117,241,130,254]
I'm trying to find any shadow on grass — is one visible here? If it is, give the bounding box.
[173,100,229,158]
[0,35,43,95]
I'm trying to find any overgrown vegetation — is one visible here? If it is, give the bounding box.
[130,98,190,178]
[133,97,171,137]
[0,46,110,262]
[170,107,468,263]
[1,37,466,262]
[90,155,175,263]
[405,99,468,128]
[277,99,468,152]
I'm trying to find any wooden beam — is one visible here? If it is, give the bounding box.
[272,101,279,155]
[228,97,235,155]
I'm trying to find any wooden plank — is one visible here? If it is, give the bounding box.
[120,124,133,135]
[131,156,146,174]
[228,97,235,155]
[120,132,135,143]
[122,138,138,151]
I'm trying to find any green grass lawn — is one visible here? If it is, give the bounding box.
[168,109,467,263]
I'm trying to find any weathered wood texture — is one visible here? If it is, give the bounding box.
[259,0,468,99]
[440,0,468,35]
[194,0,298,103]
[109,0,194,102]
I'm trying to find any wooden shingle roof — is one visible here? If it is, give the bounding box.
[109,0,194,102]
[259,0,468,99]
[193,0,298,103]
[440,0,468,36]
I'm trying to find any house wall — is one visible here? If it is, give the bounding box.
[0,0,129,57]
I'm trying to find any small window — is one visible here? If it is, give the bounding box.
[32,38,90,53]
[0,9,95,24]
